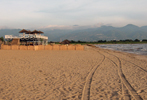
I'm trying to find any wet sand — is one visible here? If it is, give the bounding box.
[0,46,147,100]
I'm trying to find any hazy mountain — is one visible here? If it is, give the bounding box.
[0,24,147,41]
[0,29,21,37]
[140,26,147,31]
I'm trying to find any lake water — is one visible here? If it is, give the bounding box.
[95,44,147,55]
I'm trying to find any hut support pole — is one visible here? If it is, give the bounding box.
[23,32,25,38]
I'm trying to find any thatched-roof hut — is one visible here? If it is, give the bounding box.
[31,30,44,34]
[38,31,44,34]
[60,39,71,44]
[25,30,32,34]
[19,29,28,33]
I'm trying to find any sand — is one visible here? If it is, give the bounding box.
[0,46,147,100]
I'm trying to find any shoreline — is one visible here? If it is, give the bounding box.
[95,44,147,56]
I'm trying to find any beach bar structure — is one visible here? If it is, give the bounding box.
[4,29,48,45]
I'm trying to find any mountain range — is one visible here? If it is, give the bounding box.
[0,24,147,42]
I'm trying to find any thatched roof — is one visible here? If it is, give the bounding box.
[19,29,44,34]
[31,30,43,34]
[31,30,40,34]
[61,39,71,44]
[19,29,28,33]
[38,31,44,34]
[25,30,32,34]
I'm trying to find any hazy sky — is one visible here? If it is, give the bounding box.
[0,0,147,29]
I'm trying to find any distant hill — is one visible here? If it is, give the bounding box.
[0,29,21,37]
[0,24,147,41]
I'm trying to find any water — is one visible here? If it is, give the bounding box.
[95,44,147,55]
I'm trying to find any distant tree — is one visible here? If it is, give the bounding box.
[71,40,75,43]
[103,40,106,42]
[98,40,106,43]
[77,40,81,43]
[111,40,116,42]
[124,39,133,42]
[134,39,140,42]
[142,39,147,42]
[120,40,124,42]
[82,41,86,43]
[0,37,4,42]
[98,40,103,43]
[50,41,54,43]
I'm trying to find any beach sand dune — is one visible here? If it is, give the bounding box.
[0,46,147,100]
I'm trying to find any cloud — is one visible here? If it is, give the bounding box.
[0,0,147,28]
[73,25,79,26]
[39,25,74,29]
[39,23,104,30]
[0,26,11,29]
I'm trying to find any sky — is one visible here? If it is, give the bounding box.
[0,0,147,29]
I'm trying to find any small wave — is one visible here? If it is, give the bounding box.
[96,44,147,55]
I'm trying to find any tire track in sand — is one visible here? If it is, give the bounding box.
[98,48,143,100]
[116,55,143,100]
[119,58,147,73]
[81,50,105,100]
[104,49,147,73]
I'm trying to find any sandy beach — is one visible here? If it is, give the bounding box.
[0,46,147,100]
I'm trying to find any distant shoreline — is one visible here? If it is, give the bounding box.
[95,44,147,56]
